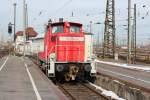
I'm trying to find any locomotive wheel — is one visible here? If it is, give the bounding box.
[56,71,64,83]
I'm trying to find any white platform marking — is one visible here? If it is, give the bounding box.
[99,68,150,84]
[0,56,9,71]
[25,63,42,100]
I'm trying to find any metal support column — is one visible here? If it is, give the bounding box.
[127,0,132,64]
[23,0,26,56]
[103,0,116,58]
[13,3,17,42]
[133,4,137,63]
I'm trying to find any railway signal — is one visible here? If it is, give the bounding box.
[8,22,12,35]
[7,3,17,42]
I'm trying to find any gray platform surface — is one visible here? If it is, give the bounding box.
[0,56,68,100]
[97,62,150,91]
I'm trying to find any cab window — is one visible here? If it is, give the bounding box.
[52,25,64,34]
[70,26,80,33]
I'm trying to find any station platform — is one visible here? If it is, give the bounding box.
[0,55,68,100]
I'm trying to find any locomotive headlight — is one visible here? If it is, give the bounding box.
[56,64,64,72]
[50,53,56,59]
[84,64,92,72]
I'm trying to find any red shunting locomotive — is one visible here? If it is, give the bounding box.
[38,21,96,82]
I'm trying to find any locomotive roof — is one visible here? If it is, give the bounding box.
[51,22,82,26]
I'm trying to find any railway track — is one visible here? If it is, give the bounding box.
[29,56,110,100]
[58,82,109,100]
[30,56,109,100]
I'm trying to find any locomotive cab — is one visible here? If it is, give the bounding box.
[38,21,96,82]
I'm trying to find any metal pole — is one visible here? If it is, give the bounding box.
[97,32,99,45]
[23,0,26,56]
[90,21,92,33]
[25,4,28,28]
[25,4,28,40]
[134,4,137,63]
[89,21,93,59]
[13,3,16,42]
[112,0,116,59]
[127,0,132,64]
[131,24,134,63]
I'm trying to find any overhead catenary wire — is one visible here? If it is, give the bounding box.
[52,0,73,16]
[32,0,73,23]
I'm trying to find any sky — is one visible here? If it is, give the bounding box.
[0,0,150,45]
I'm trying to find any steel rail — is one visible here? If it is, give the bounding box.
[58,84,76,100]
[81,83,109,100]
[58,83,109,100]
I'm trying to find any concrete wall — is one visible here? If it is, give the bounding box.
[95,75,150,100]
